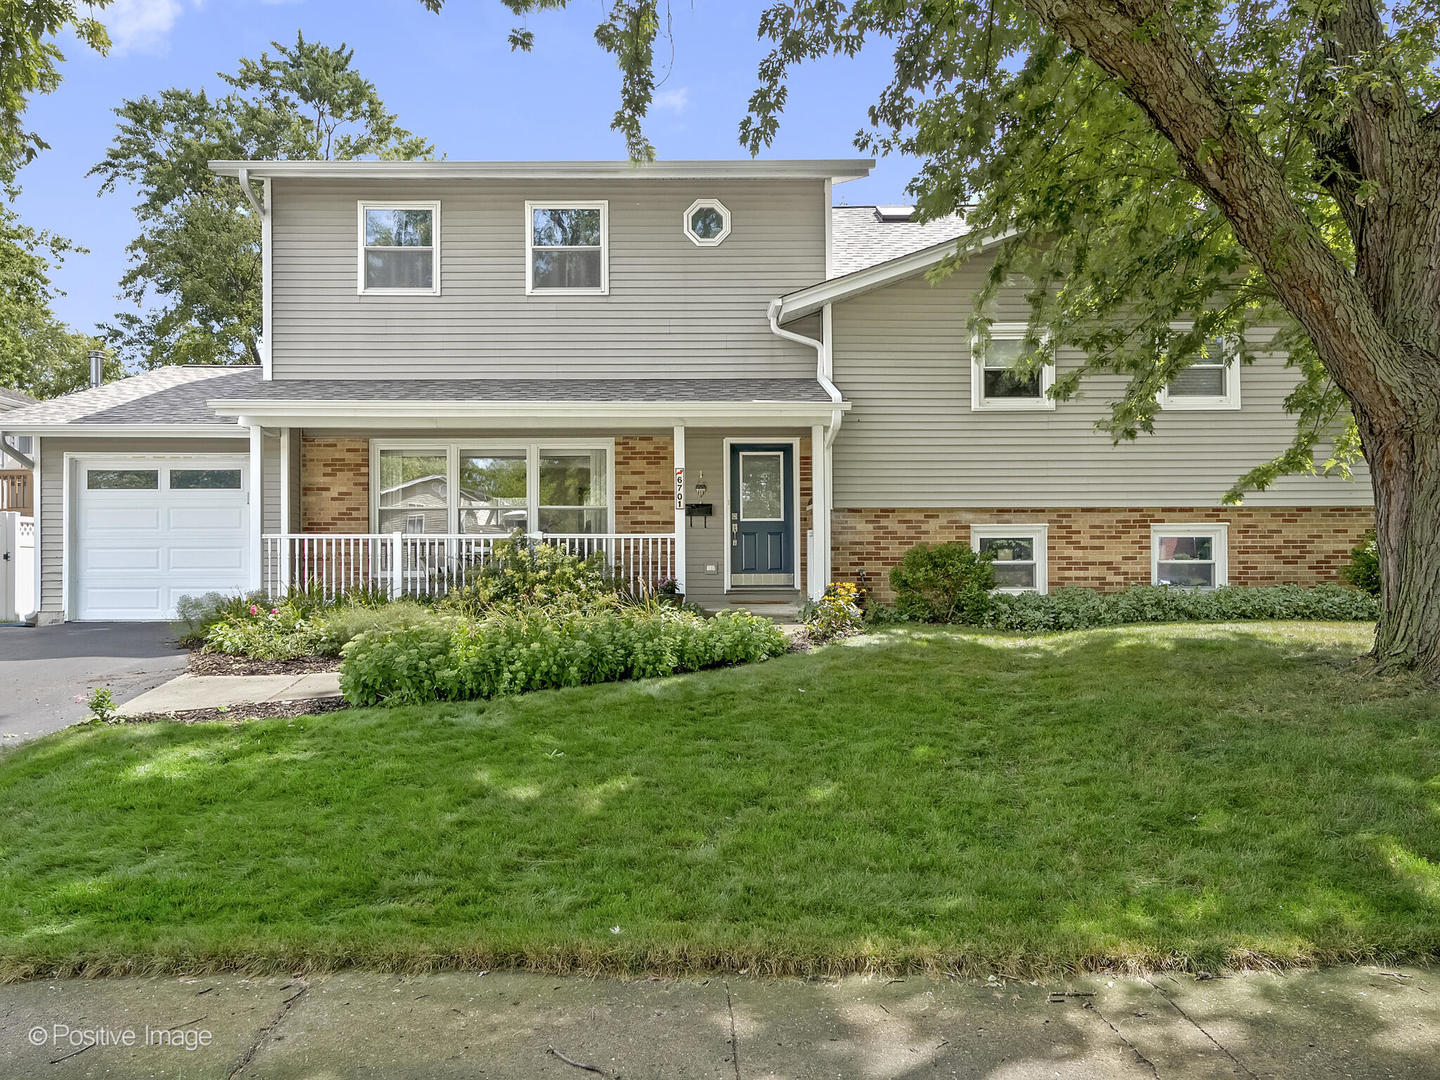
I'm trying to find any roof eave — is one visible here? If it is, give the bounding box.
[208,159,875,183]
[776,228,1013,322]
[0,423,245,437]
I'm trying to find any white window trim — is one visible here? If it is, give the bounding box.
[1151,523,1229,589]
[683,198,731,246]
[369,438,616,535]
[525,200,609,296]
[971,523,1049,594]
[357,200,441,297]
[1157,327,1242,411]
[970,324,1056,411]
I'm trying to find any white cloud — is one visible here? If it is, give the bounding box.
[94,0,199,56]
[652,87,690,114]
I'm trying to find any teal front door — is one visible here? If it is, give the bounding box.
[729,442,795,586]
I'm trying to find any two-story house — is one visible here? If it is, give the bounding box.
[0,159,1373,623]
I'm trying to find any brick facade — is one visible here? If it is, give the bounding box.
[614,435,674,533]
[832,506,1374,601]
[301,436,369,532]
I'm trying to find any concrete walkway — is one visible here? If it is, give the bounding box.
[0,965,1434,1078]
[116,671,342,717]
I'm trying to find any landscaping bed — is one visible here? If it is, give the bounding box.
[2,621,1436,980]
[187,653,340,678]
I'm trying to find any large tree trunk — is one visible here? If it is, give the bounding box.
[1359,413,1440,675]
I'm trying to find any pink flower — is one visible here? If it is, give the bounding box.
[74,693,86,704]
[249,605,259,616]
[271,608,279,615]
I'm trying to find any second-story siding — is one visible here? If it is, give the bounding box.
[830,255,1374,508]
[270,178,826,381]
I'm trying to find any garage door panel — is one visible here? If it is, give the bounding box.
[169,506,246,531]
[167,546,246,571]
[84,547,164,571]
[75,457,250,621]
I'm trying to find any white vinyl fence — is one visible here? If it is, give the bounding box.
[1,512,35,622]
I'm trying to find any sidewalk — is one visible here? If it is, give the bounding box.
[1,965,1434,1078]
[115,671,342,717]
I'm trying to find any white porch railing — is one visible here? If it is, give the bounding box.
[262,532,677,602]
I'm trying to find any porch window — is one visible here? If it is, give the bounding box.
[358,203,439,295]
[526,202,607,294]
[971,325,1055,410]
[971,524,1049,593]
[459,453,529,535]
[371,442,613,535]
[377,450,448,534]
[1152,524,1228,588]
[538,449,609,533]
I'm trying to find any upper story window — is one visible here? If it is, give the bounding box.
[971,324,1056,411]
[1158,333,1241,410]
[526,202,608,295]
[684,199,731,246]
[358,202,439,296]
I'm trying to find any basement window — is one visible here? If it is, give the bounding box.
[971,524,1049,593]
[1152,524,1228,588]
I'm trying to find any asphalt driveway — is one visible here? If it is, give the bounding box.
[0,623,188,743]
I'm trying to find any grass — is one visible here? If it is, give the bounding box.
[1,621,1437,981]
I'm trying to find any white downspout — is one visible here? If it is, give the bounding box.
[768,298,843,597]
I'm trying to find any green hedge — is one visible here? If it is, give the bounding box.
[339,608,789,707]
[975,584,1378,632]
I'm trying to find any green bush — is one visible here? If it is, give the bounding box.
[1342,531,1381,596]
[340,608,789,707]
[889,542,996,623]
[980,584,1378,632]
[440,534,619,617]
[204,602,328,660]
[315,601,445,657]
[172,591,265,647]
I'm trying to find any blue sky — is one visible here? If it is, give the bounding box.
[15,0,915,335]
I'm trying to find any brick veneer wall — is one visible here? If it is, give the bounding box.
[301,436,370,532]
[832,506,1374,601]
[614,435,674,533]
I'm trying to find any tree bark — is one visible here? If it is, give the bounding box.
[1021,0,1440,678]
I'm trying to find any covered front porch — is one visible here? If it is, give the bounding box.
[223,381,844,613]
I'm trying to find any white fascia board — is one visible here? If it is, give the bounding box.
[207,400,848,429]
[209,159,875,183]
[0,424,246,438]
[775,228,1015,323]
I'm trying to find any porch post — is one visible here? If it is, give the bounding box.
[672,424,687,597]
[810,423,829,600]
[247,421,263,592]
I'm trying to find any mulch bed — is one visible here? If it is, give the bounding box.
[124,697,349,725]
[187,652,341,677]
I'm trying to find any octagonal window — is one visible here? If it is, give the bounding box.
[684,199,731,246]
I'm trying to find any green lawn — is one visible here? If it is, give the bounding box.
[2,622,1437,980]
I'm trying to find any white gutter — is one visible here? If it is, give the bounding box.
[210,158,876,182]
[0,424,246,438]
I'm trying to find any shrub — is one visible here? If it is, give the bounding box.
[1342,531,1381,596]
[889,543,996,623]
[340,607,789,707]
[980,584,1378,632]
[440,535,618,617]
[172,591,264,647]
[315,601,445,657]
[800,582,865,643]
[203,602,328,660]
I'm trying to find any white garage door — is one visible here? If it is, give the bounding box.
[74,458,250,621]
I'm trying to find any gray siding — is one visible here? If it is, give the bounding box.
[271,178,826,380]
[35,436,248,620]
[830,263,1374,508]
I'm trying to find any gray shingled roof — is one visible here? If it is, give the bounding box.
[830,206,969,275]
[0,367,256,427]
[0,366,832,429]
[207,377,832,405]
[0,385,38,409]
